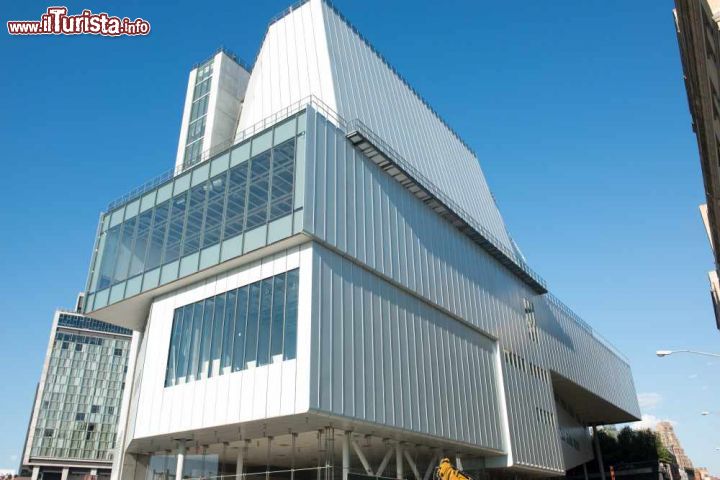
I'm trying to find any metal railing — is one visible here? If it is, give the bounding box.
[545,293,631,365]
[106,96,324,212]
[103,94,545,288]
[344,117,547,292]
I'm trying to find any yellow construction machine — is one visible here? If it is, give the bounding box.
[435,458,473,480]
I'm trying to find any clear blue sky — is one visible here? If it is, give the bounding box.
[1,0,718,474]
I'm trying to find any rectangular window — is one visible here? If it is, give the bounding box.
[182,183,208,256]
[222,163,249,239]
[164,269,299,386]
[269,138,296,222]
[208,292,225,377]
[163,193,188,265]
[256,278,274,366]
[146,201,170,270]
[284,269,299,360]
[128,210,153,277]
[245,151,271,230]
[197,297,215,378]
[269,273,286,358]
[97,225,121,290]
[113,216,137,284]
[232,286,249,372]
[202,174,227,248]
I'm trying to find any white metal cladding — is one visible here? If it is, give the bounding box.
[501,356,563,473]
[126,246,313,440]
[309,243,505,453]
[301,108,639,471]
[236,0,337,134]
[319,0,514,253]
[533,295,641,419]
[237,0,515,254]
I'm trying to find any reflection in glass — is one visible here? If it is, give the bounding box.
[164,270,299,387]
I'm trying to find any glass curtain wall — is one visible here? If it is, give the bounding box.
[183,60,213,168]
[31,316,130,461]
[165,269,299,387]
[93,138,297,294]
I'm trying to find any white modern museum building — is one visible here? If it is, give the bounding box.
[80,1,641,479]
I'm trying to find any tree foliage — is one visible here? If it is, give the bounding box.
[597,426,676,466]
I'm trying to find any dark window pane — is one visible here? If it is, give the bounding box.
[270,273,286,358]
[243,282,262,367]
[221,290,237,372]
[187,302,205,381]
[284,269,299,360]
[223,163,249,239]
[146,201,170,270]
[256,278,274,366]
[233,286,250,372]
[197,297,215,378]
[165,307,184,386]
[209,293,225,378]
[245,151,271,230]
[176,304,195,380]
[269,139,296,222]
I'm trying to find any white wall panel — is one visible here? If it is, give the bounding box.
[236,0,336,133]
[236,0,515,255]
[129,246,312,440]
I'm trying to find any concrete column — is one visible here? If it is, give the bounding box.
[583,463,589,480]
[395,443,403,480]
[291,433,297,480]
[342,432,351,480]
[31,467,40,480]
[236,442,246,480]
[176,443,187,480]
[592,426,606,480]
[61,468,69,480]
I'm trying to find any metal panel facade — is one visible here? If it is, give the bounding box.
[302,107,638,473]
[310,243,505,453]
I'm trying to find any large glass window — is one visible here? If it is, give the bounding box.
[182,183,208,256]
[245,151,271,230]
[90,119,302,300]
[269,139,296,222]
[163,193,188,265]
[164,269,299,387]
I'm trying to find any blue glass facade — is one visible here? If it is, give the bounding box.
[165,269,299,387]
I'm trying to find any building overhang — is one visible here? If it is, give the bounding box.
[550,372,640,425]
[85,234,310,331]
[126,411,506,465]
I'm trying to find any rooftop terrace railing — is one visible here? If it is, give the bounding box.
[545,293,631,365]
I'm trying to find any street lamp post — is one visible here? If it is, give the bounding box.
[655,349,720,358]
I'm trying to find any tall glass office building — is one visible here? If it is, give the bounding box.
[79,2,640,479]
[21,308,132,480]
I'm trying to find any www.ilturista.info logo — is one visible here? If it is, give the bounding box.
[7,7,150,36]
